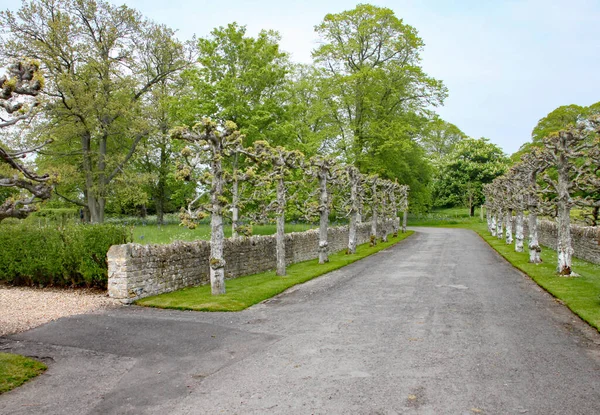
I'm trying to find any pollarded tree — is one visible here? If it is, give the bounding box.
[0,0,188,223]
[249,141,304,276]
[342,165,365,254]
[171,119,243,295]
[513,149,547,263]
[307,156,342,264]
[539,125,593,275]
[577,118,600,225]
[0,60,53,221]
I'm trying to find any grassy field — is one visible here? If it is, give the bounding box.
[407,207,484,227]
[411,207,600,331]
[0,353,46,394]
[131,223,316,245]
[136,231,414,311]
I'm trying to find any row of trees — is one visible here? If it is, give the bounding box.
[0,1,450,222]
[484,117,600,276]
[172,118,409,295]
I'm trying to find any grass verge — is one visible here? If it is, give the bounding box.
[466,222,600,331]
[136,231,414,312]
[0,353,47,394]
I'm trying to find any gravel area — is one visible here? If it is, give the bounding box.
[0,286,120,336]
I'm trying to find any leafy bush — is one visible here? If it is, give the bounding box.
[0,223,130,288]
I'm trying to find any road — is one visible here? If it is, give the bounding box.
[2,228,600,414]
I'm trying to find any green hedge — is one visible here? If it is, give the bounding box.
[0,223,130,288]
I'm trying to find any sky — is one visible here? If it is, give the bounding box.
[3,0,599,155]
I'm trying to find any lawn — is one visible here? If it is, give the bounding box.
[410,207,600,331]
[0,353,46,394]
[136,231,414,311]
[131,223,316,245]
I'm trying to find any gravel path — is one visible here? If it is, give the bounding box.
[0,286,120,336]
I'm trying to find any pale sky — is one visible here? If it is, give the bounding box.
[3,0,599,155]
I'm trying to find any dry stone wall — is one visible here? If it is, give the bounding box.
[108,221,394,304]
[514,217,600,264]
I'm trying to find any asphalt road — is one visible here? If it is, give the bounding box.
[1,228,600,415]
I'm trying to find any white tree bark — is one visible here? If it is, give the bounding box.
[556,182,573,275]
[347,168,360,254]
[209,141,226,295]
[275,176,286,276]
[318,167,329,264]
[505,209,513,245]
[231,177,239,238]
[381,192,389,242]
[528,212,542,263]
[370,180,378,244]
[496,209,503,240]
[515,210,524,252]
[491,214,497,237]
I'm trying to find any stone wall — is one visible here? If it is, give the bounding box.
[527,219,600,264]
[506,217,600,265]
[107,221,396,304]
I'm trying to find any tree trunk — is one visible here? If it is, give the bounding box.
[528,212,542,264]
[209,144,226,295]
[318,169,329,264]
[496,209,503,240]
[480,205,484,222]
[505,209,513,245]
[276,177,286,276]
[515,210,524,252]
[155,140,168,226]
[347,169,359,254]
[491,214,496,237]
[486,209,492,233]
[381,195,388,242]
[470,203,475,217]
[556,190,573,275]
[231,177,239,238]
[371,181,378,243]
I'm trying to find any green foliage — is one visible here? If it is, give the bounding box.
[420,116,467,159]
[0,0,188,223]
[408,206,483,226]
[433,137,509,214]
[136,231,414,311]
[0,353,47,394]
[174,22,291,147]
[0,223,130,287]
[312,4,447,210]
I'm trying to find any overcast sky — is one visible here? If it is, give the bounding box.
[4,0,599,155]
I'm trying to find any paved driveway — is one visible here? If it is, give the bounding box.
[2,228,599,414]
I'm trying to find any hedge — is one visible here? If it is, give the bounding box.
[0,223,130,288]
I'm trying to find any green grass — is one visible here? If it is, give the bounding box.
[0,353,47,394]
[131,223,316,245]
[408,207,484,227]
[136,231,414,311]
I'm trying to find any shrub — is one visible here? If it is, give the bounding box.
[0,223,130,288]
